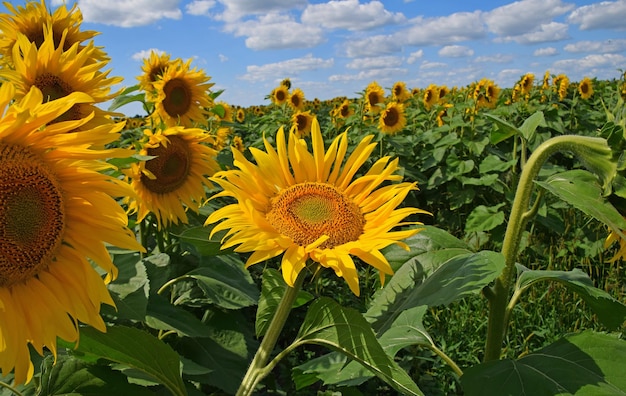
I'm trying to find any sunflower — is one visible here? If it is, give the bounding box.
[280,77,291,90]
[288,88,306,111]
[364,81,385,115]
[215,101,234,122]
[542,70,551,90]
[0,83,142,384]
[519,73,535,96]
[291,110,316,137]
[151,58,214,128]
[126,126,219,229]
[578,77,594,100]
[423,84,439,110]
[333,99,354,119]
[137,50,177,100]
[378,102,406,135]
[392,81,411,102]
[438,85,449,104]
[270,85,289,106]
[0,0,106,67]
[557,74,569,101]
[205,118,429,296]
[236,107,245,123]
[0,27,121,130]
[231,135,245,152]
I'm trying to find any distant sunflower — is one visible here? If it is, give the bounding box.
[206,118,429,295]
[236,107,245,123]
[542,70,551,89]
[0,83,142,385]
[334,99,353,119]
[216,101,234,122]
[152,58,214,127]
[271,85,289,106]
[578,77,593,99]
[378,102,406,135]
[423,84,439,110]
[291,110,316,137]
[438,85,449,103]
[231,135,245,152]
[555,74,569,101]
[137,50,177,100]
[520,73,535,96]
[126,126,219,229]
[288,88,306,111]
[0,28,121,130]
[483,79,500,109]
[280,78,291,90]
[0,0,106,66]
[392,81,411,102]
[364,81,385,115]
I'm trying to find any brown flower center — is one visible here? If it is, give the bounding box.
[266,182,365,249]
[0,144,65,287]
[34,73,81,122]
[140,135,192,194]
[383,106,399,127]
[162,78,192,118]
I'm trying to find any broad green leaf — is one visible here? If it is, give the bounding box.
[465,203,506,233]
[461,331,626,395]
[39,355,153,396]
[515,265,626,330]
[536,170,626,235]
[108,93,145,112]
[61,326,186,396]
[145,294,212,337]
[293,297,424,395]
[519,110,546,141]
[183,255,259,309]
[172,225,228,257]
[485,113,520,144]
[479,154,517,173]
[101,253,150,321]
[256,268,314,337]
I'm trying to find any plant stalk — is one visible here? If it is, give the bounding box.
[236,270,306,396]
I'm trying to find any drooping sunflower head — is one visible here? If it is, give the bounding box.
[0,0,106,66]
[137,50,177,100]
[271,85,289,106]
[206,117,430,296]
[151,58,214,127]
[392,81,411,102]
[378,101,406,135]
[578,77,594,100]
[288,88,306,111]
[291,110,316,137]
[364,81,385,114]
[126,126,219,229]
[0,83,143,384]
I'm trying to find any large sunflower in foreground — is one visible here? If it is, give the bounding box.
[126,126,219,229]
[151,58,214,127]
[0,0,106,66]
[206,118,430,295]
[0,83,143,384]
[0,28,121,130]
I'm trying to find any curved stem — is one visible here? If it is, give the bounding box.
[0,381,24,396]
[484,135,613,361]
[426,344,463,377]
[236,270,306,396]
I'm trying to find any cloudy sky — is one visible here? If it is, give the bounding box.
[39,0,626,116]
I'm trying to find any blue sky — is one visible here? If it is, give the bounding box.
[36,0,626,116]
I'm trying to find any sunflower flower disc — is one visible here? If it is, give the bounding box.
[0,83,143,385]
[206,118,430,295]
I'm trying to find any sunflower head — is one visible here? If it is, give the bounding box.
[206,117,430,296]
[291,110,315,137]
[364,81,385,114]
[520,73,535,96]
[288,88,306,111]
[423,84,439,110]
[378,102,406,135]
[138,50,177,99]
[236,107,246,123]
[578,77,594,99]
[271,85,289,106]
[392,81,411,102]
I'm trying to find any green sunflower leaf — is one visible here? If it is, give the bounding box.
[60,326,187,396]
[292,297,424,396]
[461,331,626,395]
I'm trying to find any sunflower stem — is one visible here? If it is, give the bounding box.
[483,134,614,362]
[0,380,24,396]
[236,270,306,396]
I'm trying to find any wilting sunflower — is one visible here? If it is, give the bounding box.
[0,83,142,384]
[423,84,439,110]
[392,81,411,102]
[270,85,289,106]
[126,126,219,229]
[205,118,429,296]
[364,81,385,115]
[0,28,121,130]
[0,0,106,66]
[288,88,306,111]
[137,50,177,100]
[291,110,316,137]
[378,102,406,135]
[152,58,214,128]
[578,77,594,100]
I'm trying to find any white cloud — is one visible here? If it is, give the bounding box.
[474,53,515,63]
[438,45,474,57]
[77,0,182,27]
[301,0,405,31]
[564,39,626,53]
[533,47,558,56]
[496,22,569,44]
[344,34,401,57]
[328,67,407,82]
[218,54,228,62]
[483,0,574,37]
[568,1,626,30]
[224,13,325,50]
[131,48,166,61]
[216,0,307,22]
[406,49,423,64]
[185,0,216,16]
[402,11,486,46]
[241,54,334,82]
[346,56,403,69]
[552,53,626,71]
[420,61,447,70]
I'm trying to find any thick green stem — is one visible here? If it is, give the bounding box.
[483,135,613,361]
[236,271,306,396]
[0,380,23,396]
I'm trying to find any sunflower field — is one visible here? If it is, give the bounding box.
[1,2,626,396]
